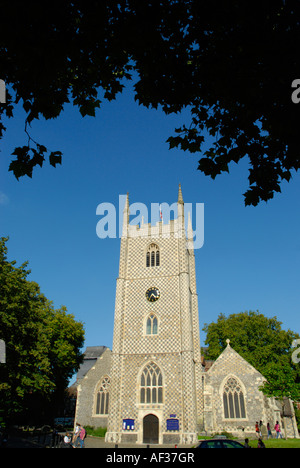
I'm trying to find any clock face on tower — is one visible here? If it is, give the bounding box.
[145,287,160,302]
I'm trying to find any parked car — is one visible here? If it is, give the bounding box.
[197,439,245,448]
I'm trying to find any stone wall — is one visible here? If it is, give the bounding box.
[74,348,112,428]
[204,343,267,436]
[203,343,299,438]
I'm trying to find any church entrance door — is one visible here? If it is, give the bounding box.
[143,414,159,444]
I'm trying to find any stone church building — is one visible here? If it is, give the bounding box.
[74,187,298,443]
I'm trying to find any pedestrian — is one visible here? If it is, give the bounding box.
[257,438,266,448]
[255,421,260,438]
[72,422,81,447]
[259,420,263,437]
[244,438,251,448]
[267,422,272,439]
[77,425,86,448]
[274,421,283,439]
[52,429,59,448]
[63,433,72,448]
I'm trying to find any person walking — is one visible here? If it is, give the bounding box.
[77,425,86,448]
[72,422,81,448]
[274,421,283,439]
[255,421,260,438]
[267,422,273,439]
[259,420,263,437]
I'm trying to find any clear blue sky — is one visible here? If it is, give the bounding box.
[1,80,300,367]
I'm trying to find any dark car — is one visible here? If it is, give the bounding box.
[197,439,245,448]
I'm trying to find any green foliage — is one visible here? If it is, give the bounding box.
[1,1,300,205]
[203,311,300,402]
[211,431,234,440]
[260,361,300,403]
[0,237,85,422]
[295,408,300,433]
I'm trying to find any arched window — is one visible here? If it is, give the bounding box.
[95,376,111,415]
[223,377,246,419]
[146,244,160,267]
[146,313,158,335]
[140,362,163,404]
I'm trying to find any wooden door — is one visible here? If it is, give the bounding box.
[143,414,159,444]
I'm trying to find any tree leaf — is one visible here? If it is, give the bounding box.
[49,151,62,168]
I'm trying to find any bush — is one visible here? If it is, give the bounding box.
[85,426,107,438]
[212,431,234,439]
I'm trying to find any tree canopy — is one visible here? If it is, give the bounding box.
[1,1,300,205]
[0,237,85,422]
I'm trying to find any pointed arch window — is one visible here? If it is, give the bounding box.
[95,376,111,415]
[140,362,163,404]
[146,313,158,335]
[223,377,246,419]
[146,244,160,267]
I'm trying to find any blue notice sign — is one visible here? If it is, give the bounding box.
[123,419,135,430]
[166,419,179,431]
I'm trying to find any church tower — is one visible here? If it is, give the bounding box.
[105,186,202,445]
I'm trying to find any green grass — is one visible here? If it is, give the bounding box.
[85,426,107,438]
[198,433,300,448]
[248,438,300,448]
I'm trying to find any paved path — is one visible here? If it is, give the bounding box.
[4,434,195,449]
[84,436,195,449]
